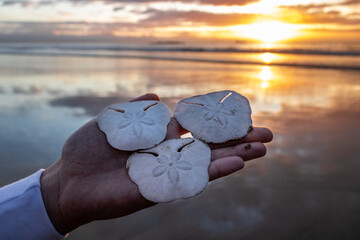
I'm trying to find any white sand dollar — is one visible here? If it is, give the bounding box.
[174,90,252,143]
[127,138,211,203]
[97,101,171,151]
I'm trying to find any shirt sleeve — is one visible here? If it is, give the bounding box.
[0,169,65,240]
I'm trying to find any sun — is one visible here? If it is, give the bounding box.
[238,21,298,44]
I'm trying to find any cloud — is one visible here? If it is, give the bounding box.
[80,0,259,6]
[1,0,359,42]
[279,1,360,26]
[280,9,358,25]
[0,7,261,42]
[142,10,258,26]
[0,21,161,42]
[1,0,259,8]
[195,0,258,5]
[301,11,360,25]
[279,0,360,10]
[1,0,56,7]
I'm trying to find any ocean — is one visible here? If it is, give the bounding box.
[0,42,360,239]
[1,42,360,70]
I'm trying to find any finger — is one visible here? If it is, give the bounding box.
[208,156,244,181]
[211,142,266,161]
[244,127,273,143]
[165,117,189,140]
[129,93,160,102]
[209,127,273,149]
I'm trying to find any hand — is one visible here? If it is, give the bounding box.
[40,93,273,235]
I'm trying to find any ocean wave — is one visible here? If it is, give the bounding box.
[1,49,359,71]
[1,44,360,57]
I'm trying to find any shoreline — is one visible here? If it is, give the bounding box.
[1,51,360,71]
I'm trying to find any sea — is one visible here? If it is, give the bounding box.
[0,42,360,239]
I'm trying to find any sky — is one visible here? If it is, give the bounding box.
[0,0,359,44]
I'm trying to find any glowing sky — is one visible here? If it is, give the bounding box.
[0,0,359,43]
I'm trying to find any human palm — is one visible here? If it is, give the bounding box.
[41,93,273,235]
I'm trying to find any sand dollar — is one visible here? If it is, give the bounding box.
[97,101,171,151]
[127,138,211,203]
[174,90,252,143]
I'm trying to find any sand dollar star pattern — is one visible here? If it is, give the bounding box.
[118,111,155,137]
[152,152,192,184]
[127,138,211,202]
[174,90,252,143]
[203,102,235,126]
[96,100,171,151]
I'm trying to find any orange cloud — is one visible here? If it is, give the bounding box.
[1,0,360,43]
[94,0,260,6]
[279,1,360,26]
[1,0,260,7]
[143,10,259,26]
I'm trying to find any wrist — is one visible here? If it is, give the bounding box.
[40,162,70,235]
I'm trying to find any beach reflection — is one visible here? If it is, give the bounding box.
[1,54,360,239]
[258,66,272,88]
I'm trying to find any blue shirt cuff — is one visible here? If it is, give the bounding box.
[0,169,66,240]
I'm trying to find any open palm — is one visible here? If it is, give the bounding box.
[41,93,273,235]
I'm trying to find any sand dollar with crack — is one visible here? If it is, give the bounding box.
[174,90,252,143]
[127,138,211,203]
[97,100,171,151]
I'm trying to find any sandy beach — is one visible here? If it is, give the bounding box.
[1,48,359,239]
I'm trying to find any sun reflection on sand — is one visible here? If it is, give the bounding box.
[2,52,360,239]
[259,66,272,88]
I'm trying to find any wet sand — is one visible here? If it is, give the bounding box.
[0,54,359,239]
